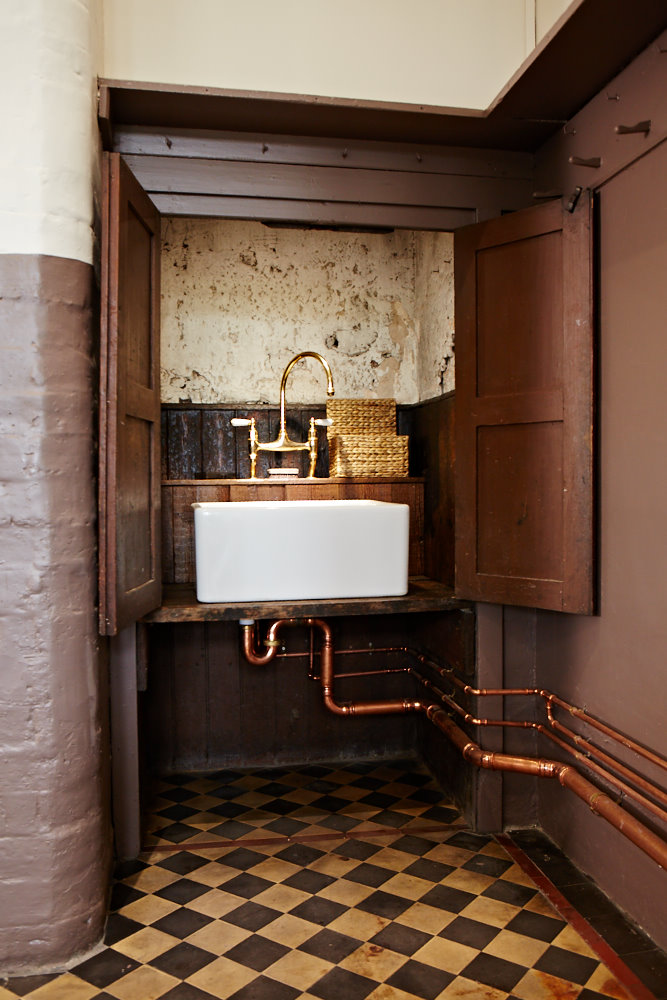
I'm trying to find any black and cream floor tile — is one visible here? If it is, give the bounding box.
[2,759,664,1000]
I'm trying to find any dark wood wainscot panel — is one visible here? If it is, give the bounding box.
[162,404,329,480]
[403,393,455,588]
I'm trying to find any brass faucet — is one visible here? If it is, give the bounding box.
[232,352,335,479]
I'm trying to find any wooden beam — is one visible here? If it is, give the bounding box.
[148,194,476,230]
[113,125,533,180]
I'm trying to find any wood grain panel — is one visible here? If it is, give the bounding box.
[408,395,456,587]
[166,409,202,479]
[455,197,593,613]
[161,485,175,584]
[171,621,210,767]
[476,422,563,580]
[114,125,533,179]
[151,194,476,230]
[141,613,471,772]
[124,154,532,211]
[143,578,461,623]
[99,153,161,634]
[476,230,563,398]
[205,622,243,763]
[202,409,236,478]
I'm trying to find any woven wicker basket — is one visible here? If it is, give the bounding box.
[326,398,397,435]
[328,433,409,477]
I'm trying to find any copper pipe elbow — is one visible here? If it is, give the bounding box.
[241,621,280,666]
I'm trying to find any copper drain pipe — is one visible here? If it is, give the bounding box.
[240,619,667,869]
[241,618,422,716]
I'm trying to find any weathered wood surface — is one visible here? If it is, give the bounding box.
[161,477,425,583]
[123,153,531,224]
[406,394,455,588]
[142,577,466,623]
[143,615,427,771]
[162,404,328,480]
[99,153,162,634]
[110,121,534,227]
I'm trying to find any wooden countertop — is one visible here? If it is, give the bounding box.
[142,578,468,623]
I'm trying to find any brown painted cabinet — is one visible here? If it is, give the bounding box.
[99,155,162,635]
[98,154,594,634]
[454,196,594,613]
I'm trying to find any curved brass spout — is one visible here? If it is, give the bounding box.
[276,352,335,449]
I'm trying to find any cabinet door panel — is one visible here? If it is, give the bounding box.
[455,196,593,613]
[99,153,161,634]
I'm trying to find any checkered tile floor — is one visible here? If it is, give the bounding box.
[0,760,656,1000]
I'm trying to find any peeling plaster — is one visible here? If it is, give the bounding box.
[161,219,455,405]
[414,231,456,398]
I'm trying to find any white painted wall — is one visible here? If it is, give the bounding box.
[536,0,572,42]
[102,0,568,112]
[0,0,102,264]
[161,219,455,406]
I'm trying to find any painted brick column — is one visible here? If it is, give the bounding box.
[0,0,111,974]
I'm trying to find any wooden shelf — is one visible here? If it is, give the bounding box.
[163,477,425,485]
[142,578,468,623]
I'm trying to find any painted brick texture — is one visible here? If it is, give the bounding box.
[0,255,110,974]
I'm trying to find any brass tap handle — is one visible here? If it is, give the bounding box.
[307,418,318,478]
[231,416,259,479]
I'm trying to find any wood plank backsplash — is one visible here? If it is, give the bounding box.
[162,404,331,480]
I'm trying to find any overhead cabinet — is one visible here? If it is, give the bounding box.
[98,152,594,635]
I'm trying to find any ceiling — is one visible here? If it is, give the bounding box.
[99,0,667,152]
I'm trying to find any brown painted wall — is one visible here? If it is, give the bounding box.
[0,255,111,973]
[533,139,667,950]
[484,34,667,951]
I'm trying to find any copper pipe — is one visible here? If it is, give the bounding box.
[240,621,667,868]
[316,620,422,717]
[266,638,667,812]
[546,693,667,774]
[320,667,414,680]
[538,725,667,824]
[545,702,667,811]
[431,662,667,776]
[414,663,667,820]
[411,670,667,826]
[426,707,667,870]
[241,619,285,665]
[406,666,667,825]
[241,620,422,717]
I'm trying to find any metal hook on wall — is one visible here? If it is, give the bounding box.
[566,186,583,214]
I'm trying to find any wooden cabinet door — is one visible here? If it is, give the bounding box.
[99,153,162,635]
[454,196,594,613]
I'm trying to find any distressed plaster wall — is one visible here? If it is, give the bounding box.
[414,232,455,397]
[161,219,455,406]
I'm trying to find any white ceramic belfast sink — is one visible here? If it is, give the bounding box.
[192,499,409,602]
